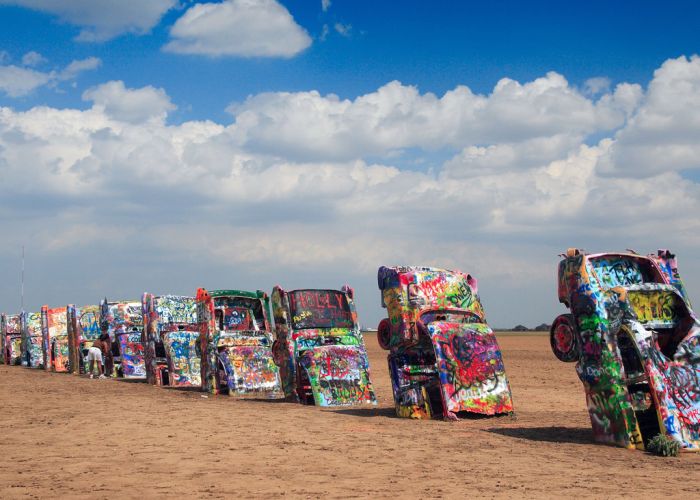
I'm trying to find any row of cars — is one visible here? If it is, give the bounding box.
[0,287,377,406]
[1,269,516,417]
[2,252,699,453]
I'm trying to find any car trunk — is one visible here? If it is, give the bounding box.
[428,321,514,416]
[298,344,376,407]
[163,330,201,387]
[216,333,283,398]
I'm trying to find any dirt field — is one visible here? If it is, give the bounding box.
[1,333,697,498]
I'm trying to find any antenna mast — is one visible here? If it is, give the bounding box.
[21,245,25,312]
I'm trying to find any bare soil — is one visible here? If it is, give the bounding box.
[1,334,697,498]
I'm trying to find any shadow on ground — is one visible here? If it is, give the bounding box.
[113,378,146,384]
[330,406,397,418]
[486,426,593,445]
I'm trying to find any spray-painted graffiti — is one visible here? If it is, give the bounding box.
[142,293,199,386]
[66,305,100,374]
[299,345,375,406]
[163,330,201,386]
[627,288,681,327]
[22,312,44,368]
[431,322,513,414]
[377,266,514,419]
[41,306,70,372]
[117,333,145,378]
[551,248,700,451]
[288,290,355,329]
[101,299,145,379]
[590,256,646,288]
[2,313,22,365]
[272,286,376,406]
[197,288,283,398]
[155,295,197,324]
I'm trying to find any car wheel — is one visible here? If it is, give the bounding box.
[377,318,391,350]
[550,314,579,362]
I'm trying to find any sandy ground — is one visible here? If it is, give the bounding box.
[1,333,698,499]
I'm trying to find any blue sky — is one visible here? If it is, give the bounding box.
[1,0,699,327]
[3,1,700,120]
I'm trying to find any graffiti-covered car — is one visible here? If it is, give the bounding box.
[271,286,376,406]
[100,299,145,379]
[41,305,70,372]
[377,266,514,420]
[67,305,101,374]
[552,248,700,451]
[143,293,199,387]
[197,288,283,398]
[2,313,22,365]
[21,311,44,368]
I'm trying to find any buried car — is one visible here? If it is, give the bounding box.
[197,288,283,398]
[41,305,70,372]
[377,266,514,419]
[271,286,377,406]
[21,311,44,368]
[551,248,700,451]
[100,299,145,379]
[2,313,22,365]
[67,305,101,374]
[142,293,199,387]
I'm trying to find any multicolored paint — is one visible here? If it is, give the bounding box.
[67,305,101,374]
[196,288,283,398]
[271,286,376,407]
[21,311,44,368]
[552,248,700,451]
[100,299,145,379]
[142,293,199,387]
[1,313,22,365]
[377,266,514,419]
[41,305,70,372]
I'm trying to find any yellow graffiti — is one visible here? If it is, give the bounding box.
[628,290,679,325]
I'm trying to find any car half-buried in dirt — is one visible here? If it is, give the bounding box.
[21,311,44,368]
[1,313,22,365]
[377,266,514,420]
[100,299,145,379]
[196,288,283,398]
[142,293,200,387]
[551,248,700,451]
[67,305,101,374]
[41,305,70,372]
[271,285,377,406]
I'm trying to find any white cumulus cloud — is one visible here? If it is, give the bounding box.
[21,51,46,67]
[227,74,640,162]
[82,80,176,124]
[599,55,700,178]
[164,0,312,57]
[0,56,101,97]
[0,65,51,97]
[1,57,699,327]
[0,0,177,41]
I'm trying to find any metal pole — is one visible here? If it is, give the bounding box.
[21,245,25,312]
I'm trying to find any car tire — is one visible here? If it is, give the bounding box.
[550,314,579,362]
[377,318,391,350]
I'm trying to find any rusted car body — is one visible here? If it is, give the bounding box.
[551,248,700,451]
[271,286,376,406]
[100,299,145,379]
[41,305,70,372]
[21,311,44,368]
[67,305,101,374]
[142,293,199,387]
[1,313,22,365]
[197,288,283,398]
[377,266,514,419]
